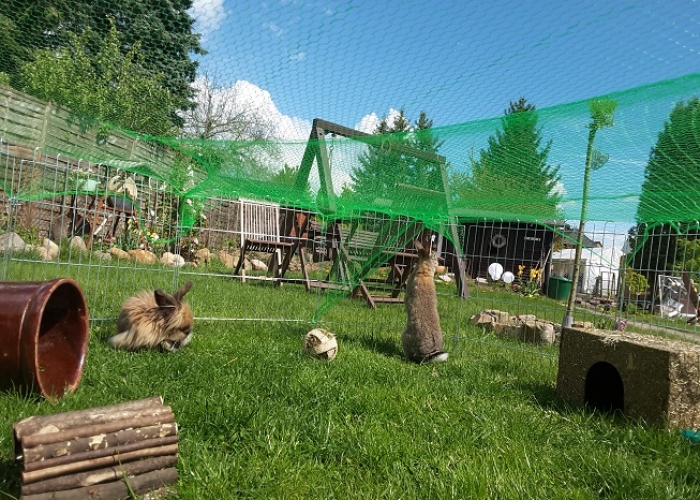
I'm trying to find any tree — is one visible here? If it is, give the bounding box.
[505,97,535,114]
[0,13,28,82]
[453,97,562,220]
[409,111,447,192]
[350,112,402,201]
[181,76,278,142]
[19,24,178,136]
[272,164,309,190]
[179,76,283,182]
[350,110,446,204]
[0,0,204,121]
[630,98,700,275]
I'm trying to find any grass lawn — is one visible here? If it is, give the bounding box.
[1,259,700,499]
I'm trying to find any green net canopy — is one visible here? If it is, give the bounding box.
[0,0,698,228]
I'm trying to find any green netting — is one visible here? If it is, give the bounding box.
[2,74,699,225]
[0,0,698,315]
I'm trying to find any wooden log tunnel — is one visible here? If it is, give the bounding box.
[13,396,179,500]
[556,327,700,428]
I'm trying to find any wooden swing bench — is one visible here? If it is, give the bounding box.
[232,117,469,302]
[307,219,425,308]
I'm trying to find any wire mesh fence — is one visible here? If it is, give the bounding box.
[1,135,699,347]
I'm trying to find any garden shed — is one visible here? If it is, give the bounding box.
[445,221,556,287]
[551,247,625,296]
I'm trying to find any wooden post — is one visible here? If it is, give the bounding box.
[14,396,179,500]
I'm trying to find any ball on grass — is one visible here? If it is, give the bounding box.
[304,328,338,361]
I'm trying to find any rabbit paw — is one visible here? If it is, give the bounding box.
[160,332,193,352]
[423,352,449,364]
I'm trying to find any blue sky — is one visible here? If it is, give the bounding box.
[187,0,700,228]
[190,0,698,127]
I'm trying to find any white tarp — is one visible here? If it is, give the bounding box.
[551,247,625,295]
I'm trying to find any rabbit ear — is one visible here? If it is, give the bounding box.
[414,228,431,254]
[154,289,178,309]
[420,229,432,251]
[173,281,193,302]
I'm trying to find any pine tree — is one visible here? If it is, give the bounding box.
[636,98,700,224]
[454,97,562,220]
[350,110,445,204]
[631,98,700,274]
[409,111,446,192]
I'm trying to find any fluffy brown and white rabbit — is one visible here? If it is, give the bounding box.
[402,230,448,363]
[108,281,194,352]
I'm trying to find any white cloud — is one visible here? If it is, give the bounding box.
[212,79,310,163]
[551,181,567,198]
[264,22,285,37]
[276,116,312,141]
[384,108,403,126]
[189,0,227,36]
[221,80,310,141]
[186,78,310,140]
[354,108,406,133]
[355,113,380,134]
[289,51,306,62]
[551,181,575,214]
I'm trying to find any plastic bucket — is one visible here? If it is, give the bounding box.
[0,279,89,400]
[547,276,572,301]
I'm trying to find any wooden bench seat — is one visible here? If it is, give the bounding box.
[233,200,311,284]
[307,219,424,308]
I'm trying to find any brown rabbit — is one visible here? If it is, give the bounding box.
[108,281,194,352]
[401,230,448,363]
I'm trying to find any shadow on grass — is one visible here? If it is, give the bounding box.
[517,380,564,410]
[352,332,403,358]
[517,380,640,427]
[0,456,21,499]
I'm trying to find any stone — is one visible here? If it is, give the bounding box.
[438,274,452,283]
[217,250,236,269]
[93,251,112,262]
[521,321,556,345]
[250,259,267,271]
[70,236,88,253]
[194,248,211,266]
[36,247,50,260]
[109,247,130,260]
[161,252,185,267]
[38,238,60,260]
[129,249,158,264]
[491,322,522,340]
[0,232,27,252]
[471,309,558,345]
[470,309,510,326]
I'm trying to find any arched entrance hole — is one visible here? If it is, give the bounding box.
[585,361,624,413]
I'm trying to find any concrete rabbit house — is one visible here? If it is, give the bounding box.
[556,327,700,428]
